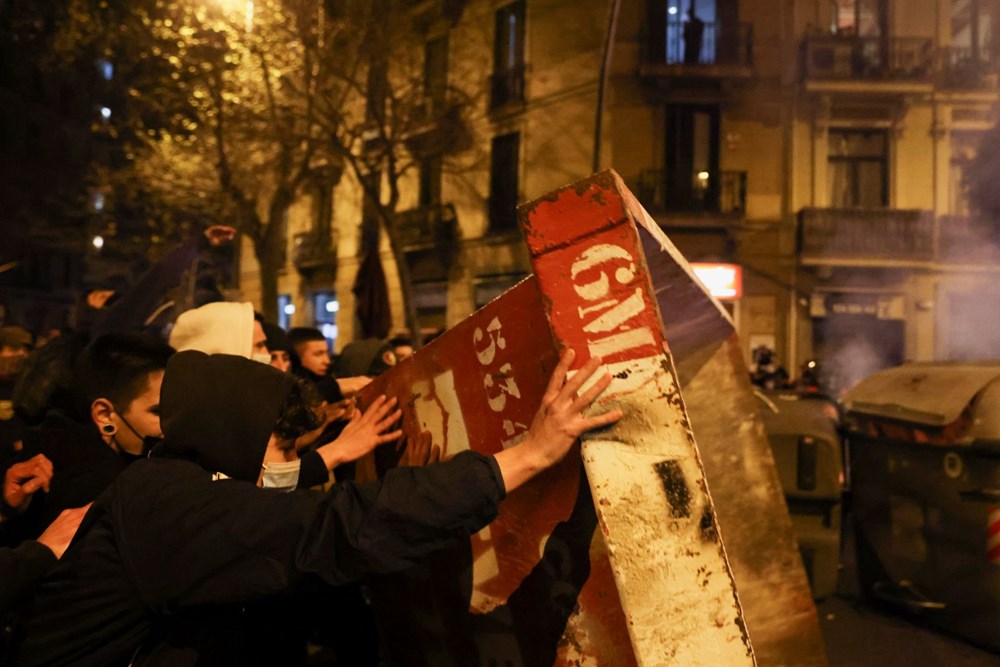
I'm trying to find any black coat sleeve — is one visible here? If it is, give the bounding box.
[296,451,329,488]
[116,450,506,612]
[0,541,57,614]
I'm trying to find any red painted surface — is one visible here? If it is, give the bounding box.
[359,278,635,666]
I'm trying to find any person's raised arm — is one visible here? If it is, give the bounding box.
[493,350,622,493]
[2,454,53,518]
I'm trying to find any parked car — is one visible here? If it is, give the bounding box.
[841,361,1000,652]
[756,388,843,599]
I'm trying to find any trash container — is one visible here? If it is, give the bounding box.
[757,389,843,599]
[842,362,1000,652]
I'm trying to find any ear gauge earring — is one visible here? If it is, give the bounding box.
[102,423,116,435]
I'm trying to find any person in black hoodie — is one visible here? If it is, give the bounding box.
[10,348,619,666]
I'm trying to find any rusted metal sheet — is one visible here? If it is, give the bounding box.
[520,172,754,666]
[358,170,823,665]
[358,278,636,666]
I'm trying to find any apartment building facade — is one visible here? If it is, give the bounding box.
[243,0,999,393]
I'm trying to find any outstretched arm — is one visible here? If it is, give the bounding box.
[493,350,622,494]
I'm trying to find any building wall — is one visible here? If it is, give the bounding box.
[237,0,999,385]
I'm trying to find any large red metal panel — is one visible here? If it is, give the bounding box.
[358,170,823,665]
[358,278,635,665]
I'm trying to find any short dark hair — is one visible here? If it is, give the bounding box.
[272,376,322,440]
[388,335,413,348]
[71,333,175,417]
[287,327,327,355]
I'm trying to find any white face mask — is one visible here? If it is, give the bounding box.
[260,460,301,492]
[252,353,273,366]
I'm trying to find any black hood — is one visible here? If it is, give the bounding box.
[152,351,296,482]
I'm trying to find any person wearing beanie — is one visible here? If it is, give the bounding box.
[261,322,293,373]
[336,338,397,378]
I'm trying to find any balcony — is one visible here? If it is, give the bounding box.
[937,47,998,89]
[292,231,337,274]
[402,93,471,156]
[632,168,746,223]
[798,208,933,265]
[489,65,525,110]
[641,21,753,81]
[391,203,457,252]
[803,35,933,83]
[938,215,1000,264]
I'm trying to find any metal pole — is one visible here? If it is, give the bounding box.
[593,0,622,173]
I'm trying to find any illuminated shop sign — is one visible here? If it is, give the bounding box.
[691,263,742,299]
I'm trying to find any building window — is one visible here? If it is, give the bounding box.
[312,290,339,349]
[665,104,720,212]
[491,1,525,108]
[828,129,887,208]
[664,0,717,64]
[475,273,526,308]
[278,294,293,330]
[488,132,520,233]
[413,281,448,334]
[419,154,443,208]
[830,0,885,37]
[952,0,996,62]
[424,35,449,113]
[950,134,979,215]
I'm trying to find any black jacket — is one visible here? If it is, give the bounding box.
[11,352,505,666]
[0,541,55,615]
[1,411,127,546]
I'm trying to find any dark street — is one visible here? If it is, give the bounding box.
[818,521,1000,667]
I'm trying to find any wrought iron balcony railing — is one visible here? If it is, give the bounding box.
[936,47,998,89]
[798,208,934,263]
[803,35,933,81]
[292,230,337,273]
[489,65,525,109]
[937,215,1000,263]
[647,21,754,69]
[632,168,747,217]
[391,203,457,251]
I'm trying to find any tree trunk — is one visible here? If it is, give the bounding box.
[255,246,281,323]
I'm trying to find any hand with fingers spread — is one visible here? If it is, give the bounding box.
[3,454,54,515]
[316,395,403,471]
[397,430,442,468]
[295,399,357,452]
[494,349,623,494]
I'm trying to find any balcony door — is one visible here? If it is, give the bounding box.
[828,129,887,208]
[665,104,720,212]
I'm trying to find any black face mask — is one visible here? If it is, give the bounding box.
[114,409,162,463]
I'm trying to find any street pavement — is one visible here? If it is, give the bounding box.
[816,526,999,666]
[818,593,999,666]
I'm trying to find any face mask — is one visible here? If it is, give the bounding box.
[114,410,160,462]
[252,353,273,366]
[261,460,301,492]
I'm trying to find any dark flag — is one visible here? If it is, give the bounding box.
[352,243,391,340]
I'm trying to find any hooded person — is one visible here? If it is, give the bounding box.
[167,303,339,488]
[9,349,620,666]
[168,302,264,362]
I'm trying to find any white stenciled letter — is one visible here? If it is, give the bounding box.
[473,317,506,366]
[570,244,637,302]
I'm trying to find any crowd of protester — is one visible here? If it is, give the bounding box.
[0,226,621,665]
